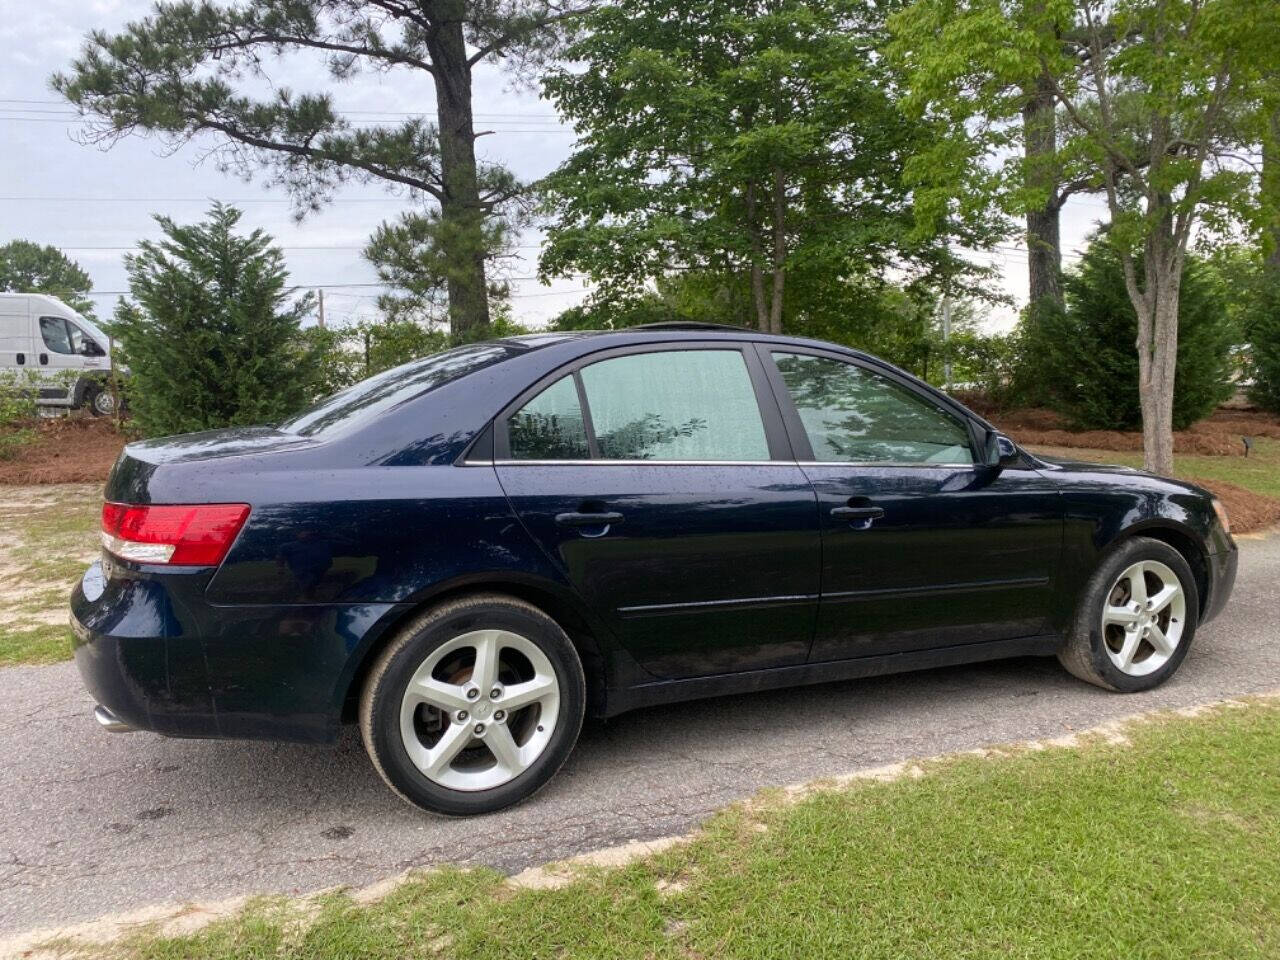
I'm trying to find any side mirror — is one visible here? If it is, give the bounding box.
[82,340,106,357]
[983,430,1020,469]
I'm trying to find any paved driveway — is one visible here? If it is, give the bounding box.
[2,535,1275,937]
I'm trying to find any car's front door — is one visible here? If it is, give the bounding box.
[759,347,1063,662]
[494,344,821,680]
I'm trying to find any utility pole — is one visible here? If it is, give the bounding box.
[941,292,953,392]
[316,289,326,329]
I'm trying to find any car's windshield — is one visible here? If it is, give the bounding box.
[280,342,521,437]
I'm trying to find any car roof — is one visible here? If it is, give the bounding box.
[499,324,877,361]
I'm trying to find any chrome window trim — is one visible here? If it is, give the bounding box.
[795,460,977,469]
[493,458,784,467]
[487,458,979,468]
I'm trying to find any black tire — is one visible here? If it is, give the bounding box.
[359,593,586,816]
[83,383,115,418]
[1057,536,1199,692]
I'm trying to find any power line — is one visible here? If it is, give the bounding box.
[0,196,418,204]
[0,115,571,133]
[0,98,565,121]
[84,279,587,296]
[55,243,542,251]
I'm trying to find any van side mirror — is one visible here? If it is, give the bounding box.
[983,431,1020,468]
[82,340,106,357]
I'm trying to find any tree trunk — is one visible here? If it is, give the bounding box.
[769,167,786,334]
[745,180,770,332]
[1138,290,1179,477]
[1132,222,1181,478]
[427,11,491,340]
[1266,107,1280,273]
[1023,72,1063,313]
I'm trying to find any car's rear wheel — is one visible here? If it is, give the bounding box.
[1058,537,1199,692]
[359,594,586,816]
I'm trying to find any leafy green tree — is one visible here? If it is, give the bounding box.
[539,0,992,334]
[0,241,95,316]
[54,1,586,340]
[1019,236,1233,431]
[112,204,320,437]
[891,0,1280,474]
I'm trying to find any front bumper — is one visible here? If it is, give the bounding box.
[1202,540,1238,625]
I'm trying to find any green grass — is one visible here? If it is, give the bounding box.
[0,484,99,666]
[0,622,73,667]
[59,699,1280,960]
[1029,436,1280,498]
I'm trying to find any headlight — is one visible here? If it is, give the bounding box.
[1212,498,1230,536]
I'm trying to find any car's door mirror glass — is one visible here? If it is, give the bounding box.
[985,431,1020,467]
[580,350,769,461]
[773,352,974,465]
[38,316,74,355]
[507,374,590,460]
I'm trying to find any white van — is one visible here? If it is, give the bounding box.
[0,293,117,416]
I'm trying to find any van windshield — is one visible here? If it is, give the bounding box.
[279,342,521,437]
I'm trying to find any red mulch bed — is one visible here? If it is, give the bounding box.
[973,403,1280,457]
[0,417,126,485]
[1186,478,1280,535]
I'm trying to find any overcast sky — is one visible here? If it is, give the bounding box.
[1,0,1111,333]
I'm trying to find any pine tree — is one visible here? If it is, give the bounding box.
[113,204,319,437]
[1022,236,1234,431]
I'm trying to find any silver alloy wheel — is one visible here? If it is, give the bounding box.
[399,629,560,792]
[1100,560,1186,677]
[92,390,116,417]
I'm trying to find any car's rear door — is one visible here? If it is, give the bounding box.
[757,345,1063,662]
[494,342,821,680]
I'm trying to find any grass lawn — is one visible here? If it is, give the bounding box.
[1028,436,1280,499]
[0,484,100,666]
[56,698,1280,960]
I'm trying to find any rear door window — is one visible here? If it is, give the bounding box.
[507,375,590,460]
[579,350,769,461]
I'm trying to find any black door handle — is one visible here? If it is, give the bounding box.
[831,505,885,521]
[555,511,625,528]
[39,353,49,365]
[15,353,23,365]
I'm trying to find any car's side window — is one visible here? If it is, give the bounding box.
[773,352,974,465]
[579,349,770,461]
[39,316,73,355]
[507,374,591,460]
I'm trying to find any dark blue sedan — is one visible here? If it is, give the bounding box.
[72,325,1237,814]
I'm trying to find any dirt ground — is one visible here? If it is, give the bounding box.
[0,417,125,485]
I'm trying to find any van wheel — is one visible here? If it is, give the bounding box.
[84,384,116,418]
[1058,537,1199,692]
[359,594,586,816]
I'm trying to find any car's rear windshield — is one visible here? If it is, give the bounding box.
[280,342,521,437]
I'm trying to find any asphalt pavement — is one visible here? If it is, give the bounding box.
[2,534,1276,937]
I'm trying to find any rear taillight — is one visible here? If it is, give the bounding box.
[101,502,250,566]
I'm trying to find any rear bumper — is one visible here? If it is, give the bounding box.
[71,559,404,744]
[1202,540,1237,625]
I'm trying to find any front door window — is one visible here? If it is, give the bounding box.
[773,352,974,464]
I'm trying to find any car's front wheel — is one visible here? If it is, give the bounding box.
[1058,536,1199,692]
[359,594,586,816]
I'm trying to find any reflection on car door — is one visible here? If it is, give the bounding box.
[495,345,822,680]
[760,347,1063,662]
